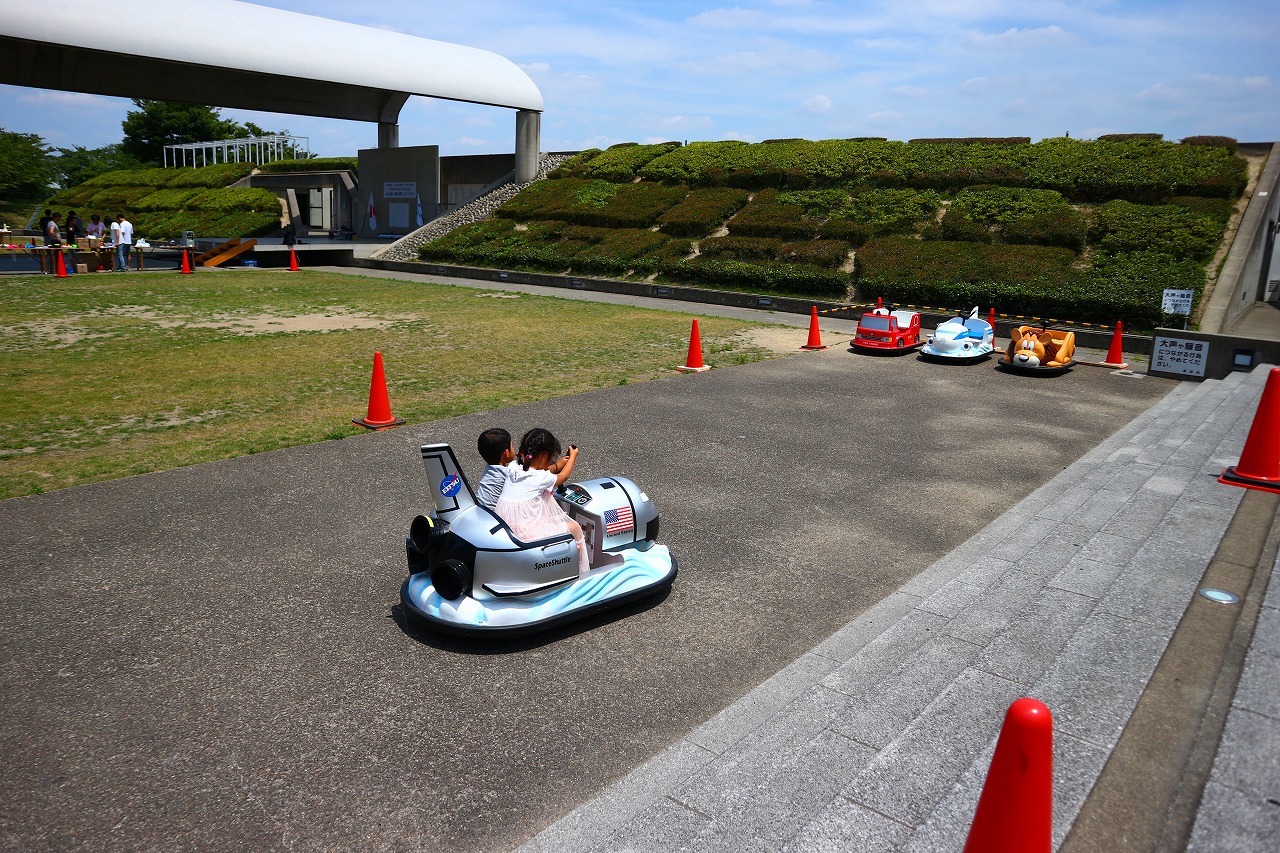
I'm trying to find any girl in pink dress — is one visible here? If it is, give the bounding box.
[494,427,590,572]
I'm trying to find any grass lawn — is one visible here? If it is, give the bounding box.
[0,269,778,499]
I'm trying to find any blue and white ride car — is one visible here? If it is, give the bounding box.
[921,307,995,363]
[400,443,677,637]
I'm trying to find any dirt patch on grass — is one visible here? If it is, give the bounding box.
[734,325,810,354]
[3,309,421,347]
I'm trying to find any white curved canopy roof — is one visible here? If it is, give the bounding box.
[0,0,542,124]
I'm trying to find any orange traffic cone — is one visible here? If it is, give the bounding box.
[1220,367,1280,493]
[801,305,827,350]
[677,319,710,372]
[288,248,300,271]
[352,351,405,429]
[876,296,883,310]
[55,250,68,278]
[963,698,1053,853]
[1101,321,1129,369]
[180,249,193,275]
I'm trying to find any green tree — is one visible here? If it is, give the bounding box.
[54,144,144,189]
[121,100,241,165]
[0,128,58,199]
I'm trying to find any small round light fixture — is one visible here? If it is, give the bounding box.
[1199,588,1240,604]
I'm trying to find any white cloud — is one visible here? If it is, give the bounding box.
[801,94,833,113]
[968,25,1069,48]
[1243,76,1271,88]
[17,91,117,110]
[655,115,714,131]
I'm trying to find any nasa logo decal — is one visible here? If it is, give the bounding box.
[440,474,462,498]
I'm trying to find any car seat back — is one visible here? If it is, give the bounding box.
[419,443,477,523]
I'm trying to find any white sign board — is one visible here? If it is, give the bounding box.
[388,203,410,229]
[1162,288,1195,315]
[1152,336,1208,377]
[383,181,417,199]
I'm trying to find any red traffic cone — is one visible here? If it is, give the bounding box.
[180,249,193,275]
[963,698,1053,853]
[1220,367,1280,493]
[55,250,68,278]
[288,248,300,271]
[1101,321,1129,369]
[801,305,827,350]
[352,351,405,429]
[988,307,997,348]
[876,296,883,310]
[677,319,710,372]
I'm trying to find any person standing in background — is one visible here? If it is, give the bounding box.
[111,213,133,272]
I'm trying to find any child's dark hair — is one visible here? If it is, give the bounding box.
[477,428,511,464]
[516,427,562,470]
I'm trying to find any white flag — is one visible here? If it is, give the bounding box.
[366,193,377,232]
[415,193,424,227]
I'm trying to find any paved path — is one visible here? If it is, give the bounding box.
[0,325,1175,851]
[515,365,1280,852]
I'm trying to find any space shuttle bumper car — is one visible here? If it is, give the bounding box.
[400,443,678,637]
[921,307,995,363]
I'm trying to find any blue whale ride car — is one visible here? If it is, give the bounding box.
[400,443,678,637]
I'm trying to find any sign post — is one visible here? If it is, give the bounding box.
[1162,288,1195,330]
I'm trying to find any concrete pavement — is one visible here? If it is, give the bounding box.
[2,264,1278,851]
[515,365,1280,852]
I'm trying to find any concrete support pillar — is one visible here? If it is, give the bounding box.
[515,109,541,183]
[378,122,399,149]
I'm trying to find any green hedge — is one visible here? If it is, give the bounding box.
[1090,200,1222,261]
[163,163,256,187]
[668,257,850,298]
[854,237,1203,327]
[727,189,821,239]
[656,187,751,236]
[632,137,1245,200]
[570,142,683,182]
[259,157,357,174]
[495,178,687,228]
[188,187,280,213]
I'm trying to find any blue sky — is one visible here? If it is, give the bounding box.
[3,0,1276,157]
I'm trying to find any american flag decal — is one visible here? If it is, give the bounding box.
[604,506,634,535]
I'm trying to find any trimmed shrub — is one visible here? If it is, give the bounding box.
[820,188,942,241]
[727,189,820,239]
[1002,209,1088,251]
[907,137,1031,145]
[547,149,603,178]
[670,257,850,298]
[656,187,750,236]
[1181,136,1238,153]
[1090,200,1222,261]
[164,163,256,187]
[496,178,685,228]
[188,188,280,213]
[778,239,851,268]
[1097,133,1163,142]
[1168,196,1235,223]
[698,235,783,262]
[259,157,358,174]
[950,187,1069,224]
[134,188,207,211]
[572,141,682,182]
[928,208,992,243]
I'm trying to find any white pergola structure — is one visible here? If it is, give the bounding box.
[164,136,311,168]
[1,0,544,181]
